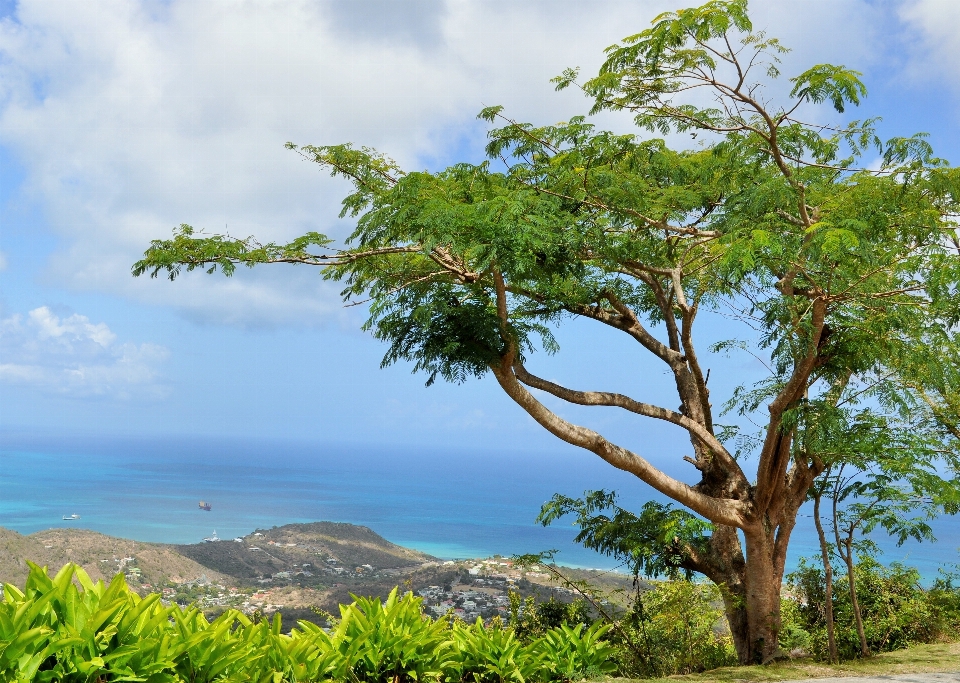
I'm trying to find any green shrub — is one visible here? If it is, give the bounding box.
[0,561,182,682]
[507,592,591,643]
[786,557,960,660]
[335,587,457,682]
[454,618,539,683]
[778,595,813,655]
[613,579,737,678]
[929,565,960,638]
[534,598,592,633]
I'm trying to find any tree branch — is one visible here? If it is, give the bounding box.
[754,296,828,514]
[512,362,747,487]
[488,363,753,529]
[559,294,683,366]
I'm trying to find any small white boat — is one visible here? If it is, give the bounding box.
[62,514,80,521]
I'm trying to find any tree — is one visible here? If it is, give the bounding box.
[811,480,838,662]
[133,0,960,663]
[809,416,959,659]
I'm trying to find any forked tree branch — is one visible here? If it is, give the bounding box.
[489,362,752,529]
[492,271,750,527]
[512,362,748,487]
[754,296,828,514]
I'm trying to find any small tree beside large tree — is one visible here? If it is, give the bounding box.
[134,0,960,663]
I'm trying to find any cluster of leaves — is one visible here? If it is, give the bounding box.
[0,562,617,682]
[133,32,960,399]
[785,557,960,660]
[506,593,593,644]
[537,490,712,580]
[613,580,737,678]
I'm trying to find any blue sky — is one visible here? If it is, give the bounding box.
[1,0,959,468]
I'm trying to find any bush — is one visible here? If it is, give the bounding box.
[454,619,537,683]
[613,579,737,678]
[334,588,458,682]
[778,595,813,655]
[507,592,592,642]
[786,557,960,660]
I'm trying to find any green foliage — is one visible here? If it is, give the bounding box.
[454,619,537,683]
[929,562,960,637]
[334,588,456,682]
[0,563,624,682]
[787,557,960,660]
[534,598,592,632]
[506,591,592,644]
[132,224,334,280]
[0,561,182,683]
[134,0,960,404]
[778,596,813,655]
[535,623,618,681]
[538,491,712,580]
[614,580,737,678]
[789,64,867,113]
[454,618,615,683]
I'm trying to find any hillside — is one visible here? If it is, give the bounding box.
[0,522,633,620]
[0,522,433,592]
[0,527,229,588]
[174,521,433,586]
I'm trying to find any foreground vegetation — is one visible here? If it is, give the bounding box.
[4,559,958,683]
[783,558,960,661]
[3,563,615,682]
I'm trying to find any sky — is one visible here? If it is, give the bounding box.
[1,0,960,467]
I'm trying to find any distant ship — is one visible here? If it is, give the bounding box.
[62,514,80,521]
[203,530,220,543]
[199,501,212,511]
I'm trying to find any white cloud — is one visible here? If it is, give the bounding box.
[28,305,116,347]
[0,306,168,397]
[0,0,908,326]
[900,0,960,88]
[0,250,7,271]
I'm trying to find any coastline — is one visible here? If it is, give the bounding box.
[1,435,957,580]
[0,521,636,623]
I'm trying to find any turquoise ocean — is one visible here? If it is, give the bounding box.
[0,433,957,580]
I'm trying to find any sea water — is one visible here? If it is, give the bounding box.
[0,432,956,580]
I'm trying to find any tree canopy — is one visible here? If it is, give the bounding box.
[134,0,960,663]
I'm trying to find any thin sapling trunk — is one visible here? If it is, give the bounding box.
[813,491,838,663]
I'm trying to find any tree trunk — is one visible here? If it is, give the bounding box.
[702,525,751,663]
[668,516,802,666]
[701,524,786,665]
[813,493,838,663]
[843,537,871,658]
[721,586,751,664]
[742,530,783,664]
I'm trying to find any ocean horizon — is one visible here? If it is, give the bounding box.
[0,431,957,580]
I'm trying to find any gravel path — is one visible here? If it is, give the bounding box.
[783,674,960,683]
